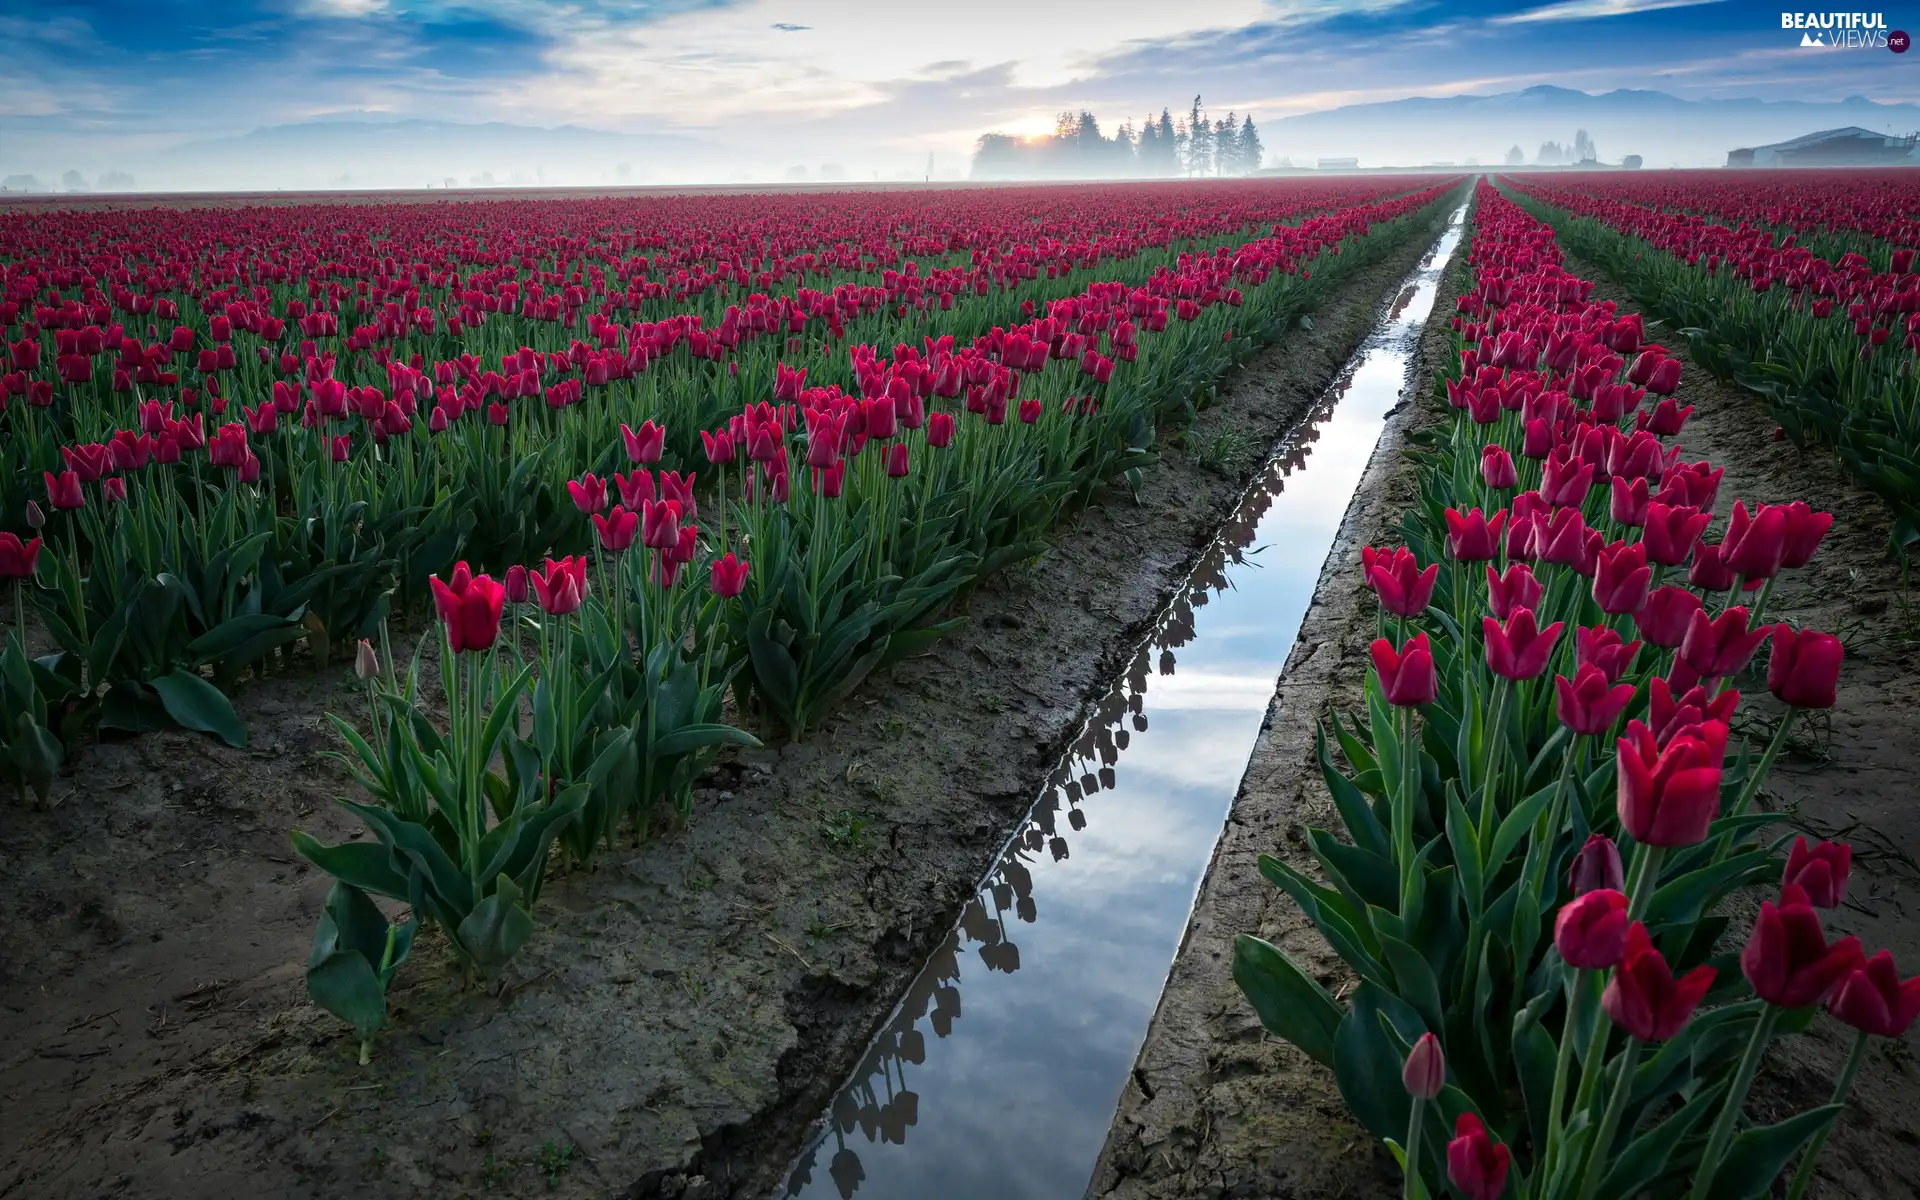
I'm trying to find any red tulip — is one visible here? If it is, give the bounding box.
[1640,503,1711,567]
[1646,676,1739,743]
[1483,607,1564,681]
[1741,887,1864,1009]
[1556,664,1636,736]
[567,473,609,513]
[1679,606,1771,680]
[0,533,41,579]
[1602,921,1716,1041]
[1610,476,1650,527]
[1722,500,1788,580]
[614,469,656,510]
[1445,507,1507,562]
[621,420,665,463]
[701,428,736,464]
[1645,357,1683,395]
[1644,398,1693,437]
[1576,625,1639,682]
[710,552,749,599]
[1828,951,1920,1038]
[1617,718,1726,847]
[1402,1032,1444,1099]
[429,567,505,654]
[1485,562,1541,621]
[43,470,84,510]
[927,411,956,449]
[1555,887,1629,969]
[640,498,683,549]
[1480,444,1517,489]
[1633,585,1702,650]
[1767,626,1842,709]
[593,505,639,552]
[1591,540,1651,615]
[1782,837,1851,909]
[504,564,529,604]
[1366,548,1437,618]
[1777,500,1832,569]
[886,442,910,477]
[531,556,588,615]
[1370,632,1436,707]
[1446,1113,1510,1200]
[1539,507,1600,574]
[1569,833,1624,895]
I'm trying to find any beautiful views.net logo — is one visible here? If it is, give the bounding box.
[1781,11,1893,48]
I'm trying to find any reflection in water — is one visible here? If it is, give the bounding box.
[783,203,1469,1200]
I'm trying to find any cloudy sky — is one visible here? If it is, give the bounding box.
[5,0,1919,183]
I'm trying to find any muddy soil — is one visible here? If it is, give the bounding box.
[1089,228,1920,1199]
[0,201,1457,1200]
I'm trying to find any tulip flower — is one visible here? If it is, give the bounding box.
[1366,549,1437,618]
[1555,887,1629,969]
[1602,921,1716,1041]
[354,638,379,681]
[1742,886,1864,1008]
[1782,837,1851,909]
[1722,500,1788,580]
[429,568,505,654]
[43,471,84,510]
[1767,626,1842,709]
[1777,500,1832,569]
[1647,677,1739,744]
[1828,951,1920,1039]
[621,419,665,463]
[1480,443,1517,489]
[1402,1032,1444,1099]
[593,505,639,552]
[531,557,586,615]
[567,474,609,514]
[710,552,749,599]
[1609,476,1649,527]
[1617,718,1725,847]
[1370,632,1436,707]
[1645,357,1682,395]
[701,428,736,464]
[886,442,910,477]
[1591,540,1651,615]
[1485,562,1541,622]
[1640,502,1711,567]
[640,499,683,550]
[0,533,41,580]
[927,411,956,449]
[1445,507,1506,562]
[1484,607,1564,681]
[615,470,656,510]
[1569,833,1624,895]
[1633,585,1701,650]
[504,564,529,605]
[1679,606,1771,680]
[1555,664,1636,736]
[1539,507,1600,574]
[1575,625,1639,682]
[1446,1113,1510,1200]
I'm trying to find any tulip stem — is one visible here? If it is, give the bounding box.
[1570,981,1614,1121]
[1397,699,1422,913]
[1541,967,1590,1182]
[1575,1036,1643,1200]
[1403,1095,1427,1200]
[1474,677,1512,850]
[1624,842,1665,922]
[1784,1028,1868,1200]
[1688,1004,1781,1200]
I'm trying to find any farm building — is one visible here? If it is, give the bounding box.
[1727,126,1919,167]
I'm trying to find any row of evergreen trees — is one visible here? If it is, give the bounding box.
[971,97,1265,180]
[1501,130,1598,166]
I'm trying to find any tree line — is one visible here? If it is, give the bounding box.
[972,97,1265,180]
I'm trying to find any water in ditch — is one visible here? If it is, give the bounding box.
[780,200,1469,1200]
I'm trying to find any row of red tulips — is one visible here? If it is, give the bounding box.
[1234,180,1917,1200]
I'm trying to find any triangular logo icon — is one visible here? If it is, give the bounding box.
[1800,30,1822,45]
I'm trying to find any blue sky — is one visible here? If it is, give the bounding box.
[4,0,1919,181]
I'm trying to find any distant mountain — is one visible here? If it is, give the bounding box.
[1268,86,1920,169]
[139,118,730,191]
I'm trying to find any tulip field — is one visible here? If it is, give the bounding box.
[0,177,1460,1066]
[1231,176,1918,1200]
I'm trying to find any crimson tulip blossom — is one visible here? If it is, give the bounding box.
[429,569,505,654]
[593,505,639,552]
[1640,502,1711,567]
[1556,664,1636,736]
[1782,837,1851,909]
[710,552,749,599]
[1610,475,1650,527]
[1603,922,1716,1041]
[1370,633,1436,707]
[1444,507,1506,562]
[42,470,84,510]
[1446,1113,1510,1200]
[621,419,665,463]
[1486,562,1541,621]
[1633,585,1702,650]
[530,557,587,615]
[1647,677,1740,744]
[1576,625,1640,682]
[1722,500,1789,580]
[0,533,41,580]
[1828,951,1920,1039]
[1569,833,1624,895]
[1483,607,1564,681]
[1366,548,1437,618]
[1679,606,1771,679]
[1777,500,1832,569]
[1767,626,1842,709]
[1555,887,1629,969]
[1591,540,1651,615]
[1480,443,1517,489]
[567,473,609,514]
[1616,718,1726,847]
[1741,887,1864,1009]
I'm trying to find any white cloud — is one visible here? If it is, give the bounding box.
[1492,0,1726,25]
